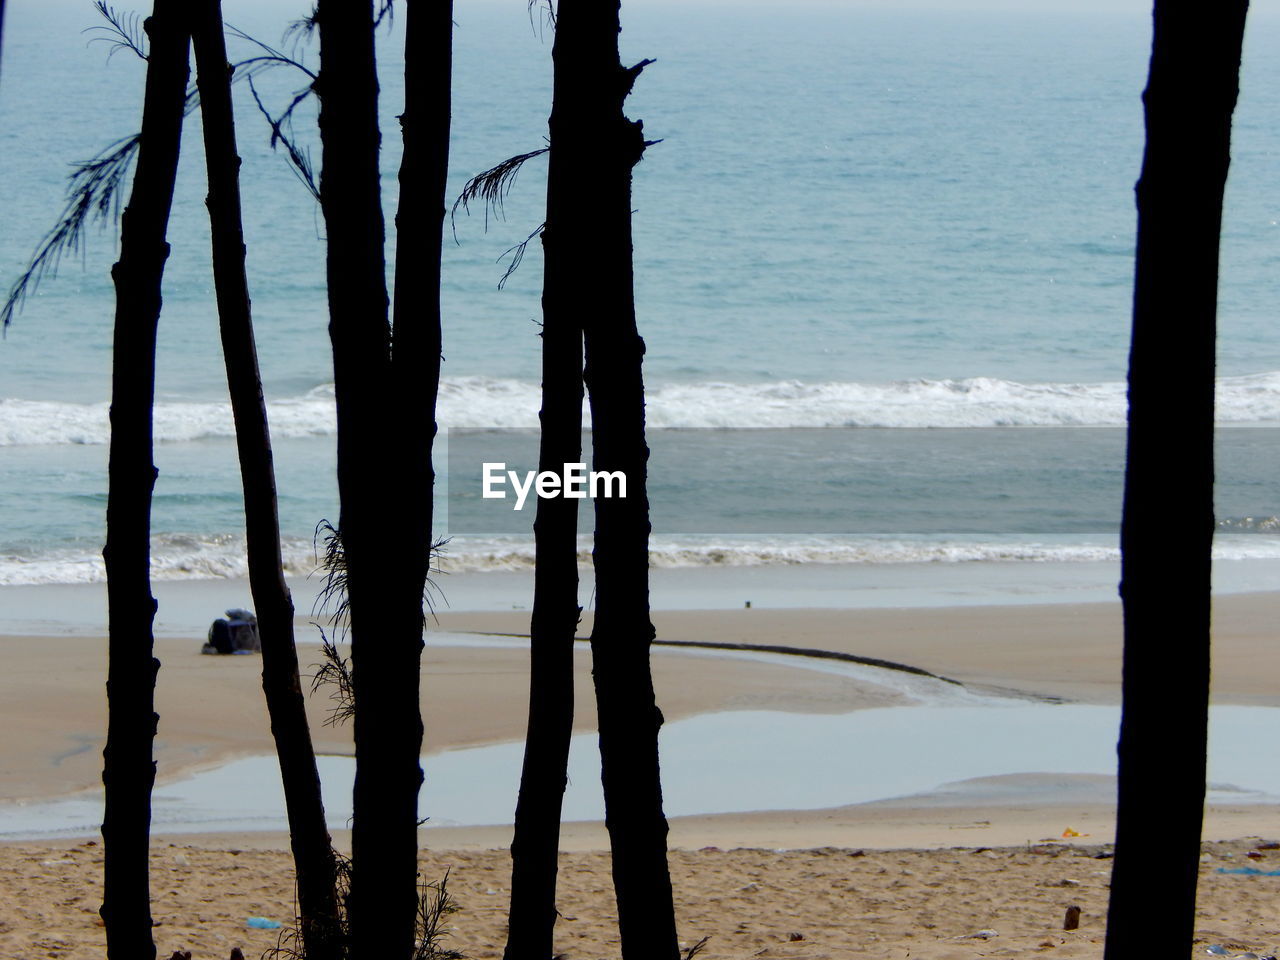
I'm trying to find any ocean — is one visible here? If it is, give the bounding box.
[3,0,1280,592]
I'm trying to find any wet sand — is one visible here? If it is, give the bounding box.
[5,591,1280,958]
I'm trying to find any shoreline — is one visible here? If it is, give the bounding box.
[3,582,1279,960]
[3,591,1279,847]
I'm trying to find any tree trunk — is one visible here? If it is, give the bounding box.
[315,1,420,955]
[99,5,190,959]
[190,5,343,958]
[1104,4,1248,957]
[383,0,454,941]
[546,4,680,959]
[503,50,586,960]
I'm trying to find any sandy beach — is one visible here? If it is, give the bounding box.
[8,837,1280,960]
[4,586,1280,958]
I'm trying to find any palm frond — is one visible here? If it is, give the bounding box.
[227,24,318,81]
[451,147,549,235]
[412,870,465,960]
[84,2,147,62]
[1,135,138,330]
[0,78,206,332]
[248,77,320,202]
[423,535,450,619]
[309,625,355,727]
[282,5,320,50]
[527,0,556,34]
[497,223,545,290]
[312,519,350,637]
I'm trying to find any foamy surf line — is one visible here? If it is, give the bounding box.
[8,371,1280,444]
[4,531,1280,586]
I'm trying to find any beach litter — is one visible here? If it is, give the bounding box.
[203,610,261,655]
[1063,905,1081,930]
[1216,867,1280,877]
[245,917,282,930]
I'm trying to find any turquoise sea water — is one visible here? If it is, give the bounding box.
[2,1,1280,585]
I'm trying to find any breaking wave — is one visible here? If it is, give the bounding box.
[5,531,1280,586]
[8,371,1280,445]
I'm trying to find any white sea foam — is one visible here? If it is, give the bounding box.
[427,536,1127,573]
[7,531,1277,586]
[0,387,339,447]
[8,371,1280,445]
[0,534,322,586]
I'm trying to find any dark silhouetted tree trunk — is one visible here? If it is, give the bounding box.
[545,3,679,959]
[1104,4,1248,957]
[190,4,343,958]
[379,0,455,944]
[387,0,452,843]
[503,33,586,960]
[316,0,421,955]
[99,4,189,959]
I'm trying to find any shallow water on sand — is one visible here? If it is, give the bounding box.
[1,648,1273,840]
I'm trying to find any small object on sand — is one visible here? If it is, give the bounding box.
[1247,851,1265,860]
[246,917,282,930]
[787,933,806,942]
[167,952,192,960]
[203,609,261,655]
[230,949,245,960]
[1206,947,1231,956]
[1063,905,1081,930]
[744,601,751,609]
[963,929,998,940]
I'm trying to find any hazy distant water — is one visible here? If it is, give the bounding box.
[2,2,1280,586]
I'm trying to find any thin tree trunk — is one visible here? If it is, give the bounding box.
[316,1,419,955]
[99,5,189,959]
[190,5,343,958]
[1104,4,1248,957]
[546,3,680,959]
[503,62,586,960]
[382,0,454,942]
[387,0,453,799]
